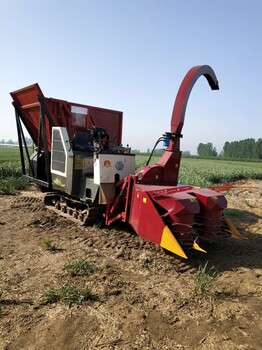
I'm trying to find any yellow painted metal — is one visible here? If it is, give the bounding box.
[160,226,188,259]
[54,178,65,188]
[193,239,207,253]
[224,214,246,240]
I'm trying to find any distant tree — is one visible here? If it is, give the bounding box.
[0,139,5,144]
[182,151,191,157]
[223,138,260,159]
[255,138,262,159]
[147,148,150,153]
[212,147,217,157]
[197,142,217,157]
[197,143,204,156]
[7,139,13,144]
[223,141,230,157]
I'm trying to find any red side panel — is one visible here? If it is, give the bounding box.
[129,184,166,245]
[10,84,47,149]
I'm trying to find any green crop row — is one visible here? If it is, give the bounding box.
[0,161,22,178]
[0,146,21,163]
[1,147,262,194]
[179,158,262,186]
[135,154,262,187]
[0,147,27,194]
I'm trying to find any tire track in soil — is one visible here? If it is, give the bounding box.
[1,183,262,350]
[13,193,199,275]
[6,189,262,275]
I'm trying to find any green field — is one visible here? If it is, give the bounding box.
[0,146,27,194]
[136,154,262,187]
[0,146,21,163]
[1,147,262,194]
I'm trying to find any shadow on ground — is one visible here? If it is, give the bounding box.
[185,208,262,272]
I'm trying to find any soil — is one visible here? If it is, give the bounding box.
[0,180,262,350]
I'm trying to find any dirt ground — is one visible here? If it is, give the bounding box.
[0,181,262,350]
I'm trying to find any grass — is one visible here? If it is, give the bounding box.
[0,161,22,177]
[0,159,28,195]
[42,237,58,252]
[42,284,96,305]
[0,176,28,195]
[42,259,98,306]
[64,259,97,276]
[0,147,28,194]
[0,146,21,164]
[194,262,217,295]
[104,262,116,270]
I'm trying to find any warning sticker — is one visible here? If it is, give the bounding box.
[75,155,83,170]
[104,160,111,168]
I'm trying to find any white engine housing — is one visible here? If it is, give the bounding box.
[94,154,135,185]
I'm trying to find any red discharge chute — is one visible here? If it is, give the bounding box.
[122,65,239,258]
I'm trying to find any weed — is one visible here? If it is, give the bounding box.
[64,259,97,276]
[0,177,28,195]
[0,158,28,195]
[42,284,96,305]
[0,161,21,178]
[42,237,57,252]
[60,285,95,305]
[43,288,60,304]
[195,262,217,295]
[104,262,116,270]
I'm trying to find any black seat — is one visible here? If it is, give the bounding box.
[73,132,91,152]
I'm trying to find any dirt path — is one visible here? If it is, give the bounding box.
[0,181,262,350]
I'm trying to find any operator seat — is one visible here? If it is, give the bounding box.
[72,132,92,152]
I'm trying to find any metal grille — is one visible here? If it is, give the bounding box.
[52,129,65,173]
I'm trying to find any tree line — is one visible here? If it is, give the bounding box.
[197,143,217,157]
[222,138,262,159]
[197,139,262,159]
[0,137,33,146]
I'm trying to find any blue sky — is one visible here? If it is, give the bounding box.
[0,0,261,154]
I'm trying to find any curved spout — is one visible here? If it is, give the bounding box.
[171,65,219,135]
[137,65,219,186]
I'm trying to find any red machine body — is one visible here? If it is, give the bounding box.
[11,65,238,259]
[105,65,232,258]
